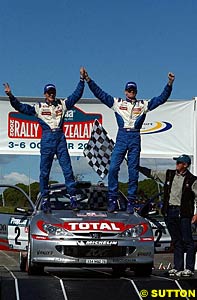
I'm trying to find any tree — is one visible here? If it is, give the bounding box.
[119,179,163,200]
[29,182,40,203]
[3,183,29,207]
[138,179,162,198]
[0,181,59,208]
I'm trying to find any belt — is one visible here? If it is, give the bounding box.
[43,128,63,133]
[119,128,140,132]
[51,128,62,132]
[169,205,180,209]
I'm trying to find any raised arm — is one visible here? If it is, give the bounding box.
[148,72,175,111]
[83,68,114,108]
[139,165,166,184]
[3,83,36,115]
[65,67,85,110]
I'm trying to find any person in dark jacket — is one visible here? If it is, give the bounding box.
[3,68,85,212]
[139,154,197,277]
[83,68,175,213]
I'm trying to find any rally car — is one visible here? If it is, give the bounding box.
[0,183,154,276]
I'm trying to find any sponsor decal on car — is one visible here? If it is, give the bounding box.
[8,217,28,250]
[53,257,76,263]
[8,217,28,226]
[77,240,118,246]
[0,224,6,234]
[76,212,107,217]
[37,220,133,233]
[37,250,53,256]
[149,220,166,229]
[85,259,107,264]
[65,221,122,231]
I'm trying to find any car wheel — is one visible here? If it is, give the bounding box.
[27,242,44,275]
[112,265,126,277]
[133,263,153,277]
[19,251,27,272]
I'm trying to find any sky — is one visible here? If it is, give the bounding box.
[0,0,197,186]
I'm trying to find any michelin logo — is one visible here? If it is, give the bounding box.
[77,240,118,246]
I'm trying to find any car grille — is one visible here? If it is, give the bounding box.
[55,245,135,258]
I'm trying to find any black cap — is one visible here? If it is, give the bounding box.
[44,84,56,94]
[173,154,191,165]
[125,81,137,92]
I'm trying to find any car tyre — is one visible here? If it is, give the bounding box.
[112,265,126,277]
[133,263,153,277]
[27,242,44,275]
[19,251,27,272]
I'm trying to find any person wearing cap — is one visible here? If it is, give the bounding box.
[83,68,175,213]
[139,155,197,277]
[3,67,85,212]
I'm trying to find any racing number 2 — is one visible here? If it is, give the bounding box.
[155,229,162,244]
[15,226,21,245]
[8,219,28,250]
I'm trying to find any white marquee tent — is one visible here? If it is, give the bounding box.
[0,96,197,174]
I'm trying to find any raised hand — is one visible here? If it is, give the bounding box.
[80,67,86,80]
[3,83,12,95]
[168,72,175,86]
[83,68,90,82]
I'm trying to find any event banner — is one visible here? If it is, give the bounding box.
[0,98,195,158]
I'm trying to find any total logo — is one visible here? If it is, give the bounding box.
[141,121,172,134]
[37,220,131,233]
[63,221,125,231]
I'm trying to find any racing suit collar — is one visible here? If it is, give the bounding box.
[45,99,59,106]
[125,97,137,103]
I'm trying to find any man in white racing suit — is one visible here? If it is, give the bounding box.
[4,67,85,212]
[83,68,175,213]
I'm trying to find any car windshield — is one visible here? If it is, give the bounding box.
[39,185,127,211]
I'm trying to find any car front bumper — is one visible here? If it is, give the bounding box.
[30,237,154,267]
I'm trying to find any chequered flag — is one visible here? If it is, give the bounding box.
[83,119,114,179]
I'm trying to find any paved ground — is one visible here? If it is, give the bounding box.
[154,252,173,269]
[0,251,197,300]
[0,250,174,269]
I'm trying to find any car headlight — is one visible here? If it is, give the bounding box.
[43,223,73,236]
[118,224,147,238]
